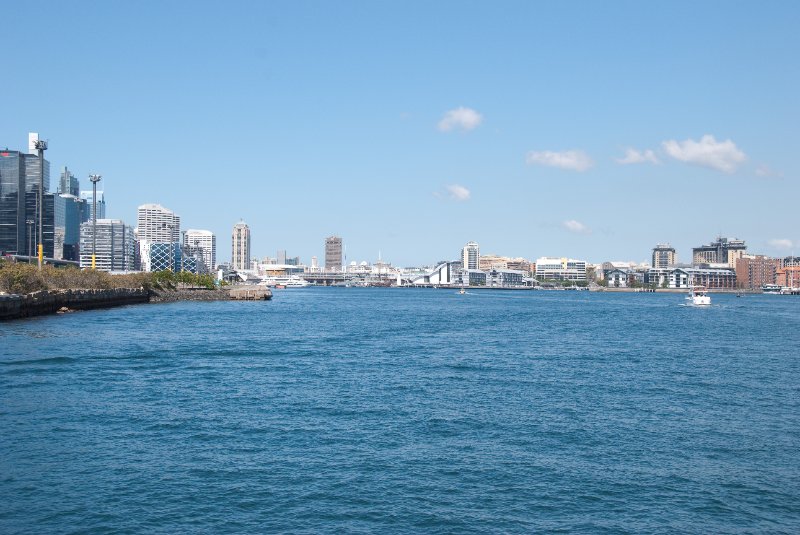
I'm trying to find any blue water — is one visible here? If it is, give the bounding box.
[1,289,799,533]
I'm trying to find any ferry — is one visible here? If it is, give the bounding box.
[762,284,783,294]
[258,275,310,288]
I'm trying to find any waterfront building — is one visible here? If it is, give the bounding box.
[58,166,80,196]
[652,243,677,268]
[671,267,737,289]
[184,229,216,272]
[692,237,746,267]
[535,257,587,281]
[232,221,251,271]
[488,269,528,287]
[461,241,480,270]
[137,203,181,272]
[325,235,343,271]
[735,255,780,289]
[776,257,800,289]
[80,189,106,222]
[412,261,461,286]
[78,219,135,271]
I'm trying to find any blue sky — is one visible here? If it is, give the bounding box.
[2,1,798,266]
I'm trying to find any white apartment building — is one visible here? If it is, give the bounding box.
[535,257,588,281]
[183,229,216,272]
[461,241,480,270]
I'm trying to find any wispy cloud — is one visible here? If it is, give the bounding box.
[434,184,471,202]
[616,147,660,165]
[437,107,482,132]
[755,164,783,178]
[526,150,593,172]
[661,135,746,173]
[768,238,793,250]
[563,219,591,234]
[445,184,471,201]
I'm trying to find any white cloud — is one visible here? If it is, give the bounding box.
[616,147,660,165]
[768,238,793,250]
[661,135,746,173]
[437,107,482,132]
[445,184,471,201]
[755,164,783,178]
[526,150,593,172]
[563,219,591,234]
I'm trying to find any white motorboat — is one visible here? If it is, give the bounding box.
[686,286,711,306]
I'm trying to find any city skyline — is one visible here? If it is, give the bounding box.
[1,3,797,265]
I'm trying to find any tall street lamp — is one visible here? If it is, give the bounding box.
[89,174,102,269]
[33,139,48,270]
[26,219,34,263]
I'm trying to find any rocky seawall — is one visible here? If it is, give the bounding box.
[0,288,150,321]
[149,288,232,303]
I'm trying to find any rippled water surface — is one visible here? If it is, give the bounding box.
[2,289,799,533]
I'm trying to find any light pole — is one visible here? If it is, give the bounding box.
[26,220,34,263]
[89,174,102,269]
[34,139,48,270]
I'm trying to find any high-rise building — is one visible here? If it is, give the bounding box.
[461,241,480,270]
[184,229,216,273]
[0,148,52,256]
[58,166,80,196]
[232,221,251,271]
[652,243,677,268]
[79,219,135,271]
[80,189,106,222]
[137,203,180,272]
[692,237,747,267]
[325,235,342,271]
[53,193,86,261]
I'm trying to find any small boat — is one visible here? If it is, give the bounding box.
[686,286,711,306]
[459,287,466,295]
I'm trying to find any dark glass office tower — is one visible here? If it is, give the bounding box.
[0,149,51,256]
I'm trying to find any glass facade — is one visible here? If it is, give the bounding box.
[149,242,182,272]
[0,151,26,254]
[0,150,52,257]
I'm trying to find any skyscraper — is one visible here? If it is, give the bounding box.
[652,244,677,269]
[80,189,106,222]
[53,194,86,261]
[58,166,80,196]
[232,221,250,271]
[137,203,180,271]
[461,241,480,270]
[0,148,51,256]
[184,229,216,273]
[325,235,342,271]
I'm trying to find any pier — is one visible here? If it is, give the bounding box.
[229,286,273,300]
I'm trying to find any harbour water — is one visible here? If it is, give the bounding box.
[2,289,799,533]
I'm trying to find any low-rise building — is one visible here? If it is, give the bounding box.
[535,257,587,281]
